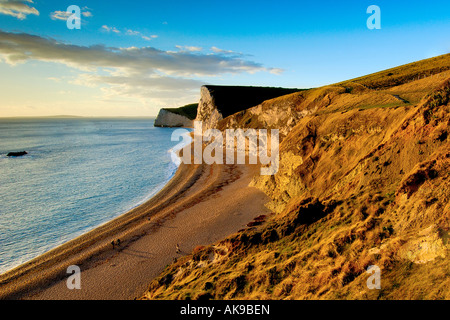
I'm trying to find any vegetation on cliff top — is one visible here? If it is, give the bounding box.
[162,103,198,120]
[204,85,306,118]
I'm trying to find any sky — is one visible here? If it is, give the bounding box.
[0,0,449,117]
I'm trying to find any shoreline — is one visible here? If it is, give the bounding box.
[0,159,271,299]
[0,160,204,299]
[0,160,178,276]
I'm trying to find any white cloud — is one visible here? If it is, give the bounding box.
[101,25,120,33]
[211,46,236,54]
[176,45,203,52]
[0,30,283,107]
[269,68,284,75]
[141,35,158,41]
[0,0,39,20]
[0,30,282,76]
[50,10,70,21]
[125,29,158,41]
[81,6,92,18]
[125,29,140,36]
[51,7,92,21]
[104,27,157,41]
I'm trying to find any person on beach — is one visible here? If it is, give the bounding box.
[176,243,181,253]
[111,240,115,249]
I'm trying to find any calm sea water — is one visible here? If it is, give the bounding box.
[0,118,182,274]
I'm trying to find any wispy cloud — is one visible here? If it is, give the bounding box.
[268,67,284,75]
[176,45,203,52]
[125,29,140,36]
[103,26,158,41]
[51,6,92,22]
[50,10,71,21]
[0,30,283,105]
[0,0,39,20]
[141,35,158,41]
[0,30,276,75]
[125,28,158,41]
[101,25,120,33]
[211,46,237,55]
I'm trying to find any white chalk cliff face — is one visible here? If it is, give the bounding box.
[195,86,223,130]
[154,109,193,128]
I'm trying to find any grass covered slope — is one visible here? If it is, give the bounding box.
[338,53,450,90]
[142,55,450,300]
[161,103,198,120]
[218,54,450,138]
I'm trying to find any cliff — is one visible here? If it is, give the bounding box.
[154,103,198,128]
[196,85,303,129]
[143,53,450,300]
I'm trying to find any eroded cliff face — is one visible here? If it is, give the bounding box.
[250,77,450,270]
[195,85,303,130]
[154,109,193,128]
[250,74,450,215]
[195,86,222,130]
[217,88,333,138]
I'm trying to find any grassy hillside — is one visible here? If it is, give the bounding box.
[142,54,450,300]
[217,54,450,139]
[338,54,450,90]
[162,103,198,120]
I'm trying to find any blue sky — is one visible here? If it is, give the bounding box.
[0,0,449,117]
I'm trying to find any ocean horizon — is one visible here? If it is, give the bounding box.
[0,117,181,274]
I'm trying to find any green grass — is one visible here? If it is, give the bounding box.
[338,53,450,90]
[162,103,198,120]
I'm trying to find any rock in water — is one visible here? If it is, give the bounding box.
[7,151,28,157]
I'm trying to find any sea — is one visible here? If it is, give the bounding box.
[0,117,185,274]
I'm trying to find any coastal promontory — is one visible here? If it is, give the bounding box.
[154,103,198,128]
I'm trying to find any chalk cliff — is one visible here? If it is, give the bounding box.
[195,85,303,130]
[154,109,193,128]
[154,103,198,128]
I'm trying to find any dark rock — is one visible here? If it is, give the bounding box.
[158,274,173,287]
[7,151,28,157]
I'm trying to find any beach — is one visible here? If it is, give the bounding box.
[0,160,270,300]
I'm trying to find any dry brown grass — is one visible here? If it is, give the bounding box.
[141,55,450,301]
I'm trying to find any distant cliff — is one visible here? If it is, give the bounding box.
[195,85,303,129]
[154,103,198,128]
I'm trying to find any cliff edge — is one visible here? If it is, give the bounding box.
[154,103,198,128]
[195,85,303,129]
